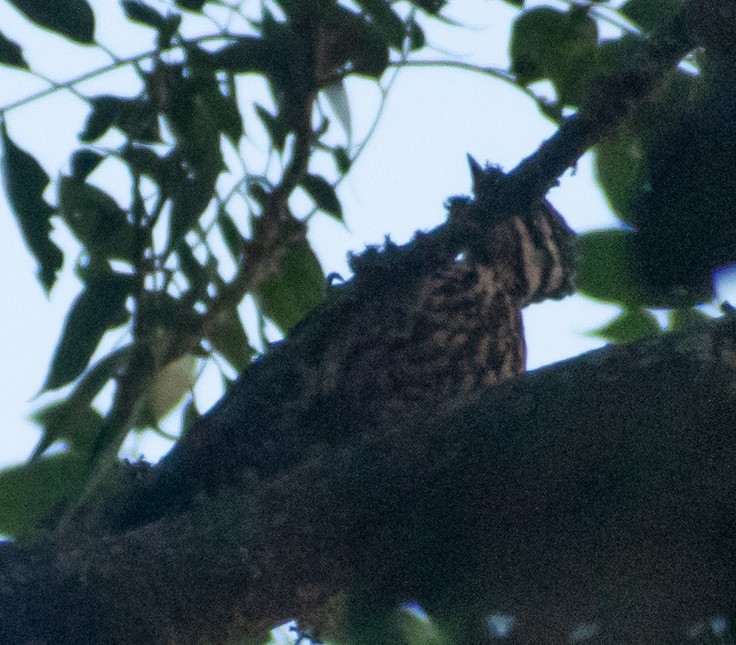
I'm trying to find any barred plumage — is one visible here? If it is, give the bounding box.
[163,160,577,491]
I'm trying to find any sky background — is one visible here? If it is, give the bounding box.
[0,0,701,468]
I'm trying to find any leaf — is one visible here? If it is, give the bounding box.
[122,0,166,29]
[594,124,647,225]
[0,31,28,69]
[254,239,326,333]
[0,120,63,291]
[70,148,105,180]
[31,347,131,459]
[205,37,275,74]
[588,308,660,344]
[43,272,132,391]
[0,452,90,538]
[575,229,642,307]
[322,80,352,145]
[333,146,352,174]
[31,402,105,462]
[8,0,95,44]
[137,353,198,427]
[510,6,598,107]
[207,307,253,371]
[255,104,288,152]
[217,209,243,261]
[576,229,704,308]
[58,176,134,260]
[620,0,681,34]
[81,96,159,143]
[356,0,407,49]
[301,174,342,221]
[175,0,207,10]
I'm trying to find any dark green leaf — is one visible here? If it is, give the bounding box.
[70,148,104,180]
[175,240,206,293]
[594,125,646,224]
[31,347,131,459]
[122,1,167,30]
[208,307,253,371]
[589,308,660,344]
[205,37,274,74]
[254,239,326,332]
[175,0,207,10]
[0,121,62,291]
[217,209,243,261]
[81,96,159,143]
[333,146,352,174]
[409,0,447,14]
[167,157,220,250]
[576,229,642,306]
[500,0,523,6]
[8,0,94,44]
[620,0,681,33]
[43,272,132,390]
[122,145,163,178]
[407,22,425,51]
[58,176,134,260]
[31,402,105,461]
[510,6,598,106]
[356,0,407,49]
[301,174,342,220]
[255,104,287,151]
[0,31,28,69]
[0,453,90,538]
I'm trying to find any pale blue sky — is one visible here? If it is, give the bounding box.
[0,1,652,467]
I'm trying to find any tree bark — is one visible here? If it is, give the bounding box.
[3,317,736,644]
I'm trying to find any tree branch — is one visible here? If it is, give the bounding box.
[4,317,736,643]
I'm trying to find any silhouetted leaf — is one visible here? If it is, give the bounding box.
[122,0,167,30]
[43,272,132,390]
[70,148,105,180]
[576,229,641,306]
[254,239,326,332]
[31,347,131,459]
[58,176,134,260]
[333,146,351,174]
[595,125,646,225]
[356,0,406,49]
[589,308,660,344]
[301,174,342,220]
[8,0,95,44]
[510,6,597,106]
[0,121,62,291]
[0,31,27,69]
[175,0,207,10]
[255,104,287,152]
[208,307,253,371]
[217,209,243,261]
[0,453,91,538]
[205,37,274,74]
[81,96,159,143]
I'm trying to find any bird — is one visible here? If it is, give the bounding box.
[148,157,578,505]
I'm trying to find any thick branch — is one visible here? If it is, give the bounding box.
[4,318,736,643]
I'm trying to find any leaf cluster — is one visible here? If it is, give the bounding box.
[0,0,445,537]
[508,0,736,343]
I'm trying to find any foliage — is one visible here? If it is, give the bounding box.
[0,0,446,538]
[0,0,734,640]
